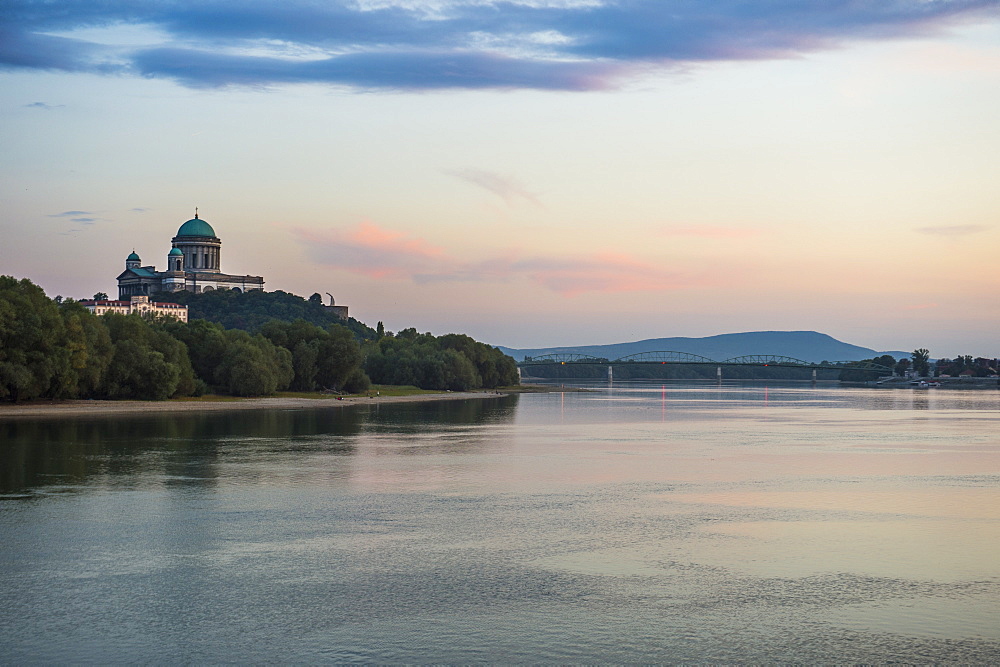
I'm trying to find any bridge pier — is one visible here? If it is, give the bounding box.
[608,365,613,382]
[812,368,817,384]
[717,366,722,382]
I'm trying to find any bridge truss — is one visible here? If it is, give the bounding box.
[519,351,893,374]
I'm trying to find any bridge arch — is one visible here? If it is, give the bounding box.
[613,351,718,364]
[722,355,812,366]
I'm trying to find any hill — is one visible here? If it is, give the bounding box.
[498,331,909,364]
[153,289,376,340]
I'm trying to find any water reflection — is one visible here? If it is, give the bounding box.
[0,396,518,495]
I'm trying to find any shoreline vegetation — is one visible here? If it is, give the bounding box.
[0,276,519,404]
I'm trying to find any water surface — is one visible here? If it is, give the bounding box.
[2,382,999,662]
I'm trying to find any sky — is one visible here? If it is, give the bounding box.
[2,0,999,357]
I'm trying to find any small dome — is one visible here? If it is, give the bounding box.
[176,215,216,238]
[127,251,141,261]
[168,247,184,256]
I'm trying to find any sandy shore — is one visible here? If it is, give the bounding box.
[0,391,508,420]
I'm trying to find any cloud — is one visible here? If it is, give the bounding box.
[298,221,705,296]
[47,210,101,230]
[445,168,542,205]
[915,224,989,237]
[2,0,996,91]
[903,303,939,310]
[24,101,65,109]
[48,210,93,217]
[297,220,447,279]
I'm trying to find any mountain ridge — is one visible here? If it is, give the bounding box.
[497,331,909,364]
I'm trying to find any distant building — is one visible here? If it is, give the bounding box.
[117,211,265,298]
[80,295,188,322]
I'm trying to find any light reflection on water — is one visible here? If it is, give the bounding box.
[1,381,999,663]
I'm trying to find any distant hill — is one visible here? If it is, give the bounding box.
[498,331,909,363]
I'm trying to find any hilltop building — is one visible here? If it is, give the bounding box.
[117,211,265,299]
[80,295,188,322]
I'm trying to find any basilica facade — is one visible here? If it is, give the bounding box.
[117,212,265,299]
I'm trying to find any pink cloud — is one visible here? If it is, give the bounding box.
[296,221,446,279]
[297,222,707,296]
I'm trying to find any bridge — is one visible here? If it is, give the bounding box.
[518,351,894,379]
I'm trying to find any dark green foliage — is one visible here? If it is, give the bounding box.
[0,276,73,401]
[911,349,931,377]
[161,318,229,385]
[213,332,293,397]
[258,320,367,391]
[291,340,319,391]
[102,339,181,400]
[101,313,196,399]
[57,300,113,398]
[342,367,371,394]
[153,288,375,341]
[364,329,518,391]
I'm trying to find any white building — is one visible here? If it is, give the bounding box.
[116,211,265,298]
[80,295,189,322]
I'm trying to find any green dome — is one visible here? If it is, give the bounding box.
[176,216,216,238]
[127,251,141,261]
[168,247,184,256]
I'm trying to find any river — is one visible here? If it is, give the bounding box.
[2,381,999,663]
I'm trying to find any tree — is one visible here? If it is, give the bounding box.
[291,340,319,391]
[309,292,323,304]
[363,329,518,391]
[258,319,365,391]
[315,325,363,389]
[0,276,70,402]
[100,313,195,399]
[162,318,229,388]
[911,349,930,377]
[102,339,180,400]
[872,355,896,372]
[213,332,292,396]
[55,300,113,398]
[93,292,109,301]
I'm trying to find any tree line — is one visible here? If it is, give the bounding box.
[0,277,518,402]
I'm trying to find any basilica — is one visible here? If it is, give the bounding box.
[117,212,265,299]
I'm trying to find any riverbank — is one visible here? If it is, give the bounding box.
[0,384,587,420]
[0,391,504,420]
